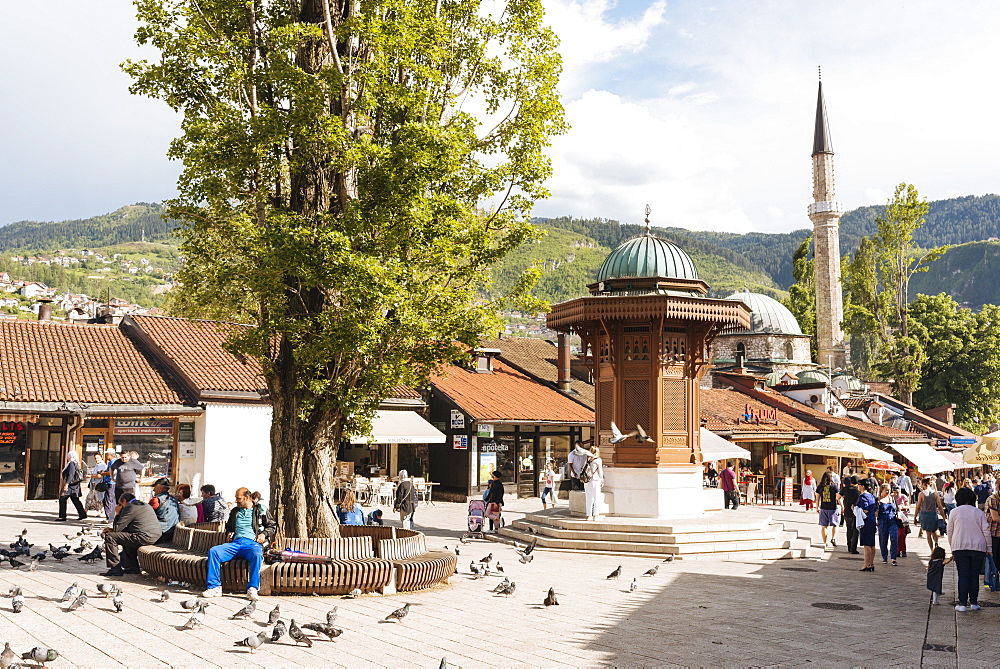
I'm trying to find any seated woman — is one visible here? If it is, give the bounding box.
[336,489,365,525]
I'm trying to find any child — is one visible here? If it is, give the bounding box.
[927,546,951,604]
[367,508,384,526]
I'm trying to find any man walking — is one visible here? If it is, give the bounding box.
[720,462,739,510]
[839,477,860,554]
[101,492,162,576]
[202,487,276,601]
[109,451,144,497]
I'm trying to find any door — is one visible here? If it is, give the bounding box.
[516,435,536,498]
[26,429,63,500]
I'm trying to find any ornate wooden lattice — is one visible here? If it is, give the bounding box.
[597,380,614,430]
[661,379,687,431]
[623,379,650,431]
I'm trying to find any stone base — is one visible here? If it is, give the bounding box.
[568,490,613,517]
[603,466,716,519]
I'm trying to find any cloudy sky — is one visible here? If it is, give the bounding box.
[2,1,999,233]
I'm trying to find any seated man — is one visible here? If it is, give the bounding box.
[202,486,276,601]
[148,477,180,544]
[101,492,162,577]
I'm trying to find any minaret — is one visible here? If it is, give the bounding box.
[808,75,847,371]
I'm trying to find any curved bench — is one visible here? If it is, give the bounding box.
[137,522,456,595]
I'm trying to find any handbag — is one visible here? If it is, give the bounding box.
[84,489,103,512]
[937,518,948,535]
[95,481,110,492]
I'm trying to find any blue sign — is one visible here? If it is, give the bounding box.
[950,437,977,445]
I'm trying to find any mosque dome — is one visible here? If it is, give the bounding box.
[596,234,699,284]
[796,370,831,385]
[724,291,803,335]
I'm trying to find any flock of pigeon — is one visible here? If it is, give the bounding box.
[604,554,674,593]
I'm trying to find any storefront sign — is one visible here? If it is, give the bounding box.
[113,419,175,436]
[450,410,465,430]
[178,421,196,459]
[452,435,468,450]
[480,441,509,453]
[0,421,25,445]
[477,424,494,438]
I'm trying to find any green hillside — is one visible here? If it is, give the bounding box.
[0,203,179,252]
[909,240,1000,310]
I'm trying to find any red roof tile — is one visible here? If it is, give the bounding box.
[0,320,188,405]
[480,337,595,409]
[700,388,818,434]
[431,359,594,424]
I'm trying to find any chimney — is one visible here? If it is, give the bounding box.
[474,348,501,373]
[557,333,572,391]
[37,298,53,322]
[733,350,746,374]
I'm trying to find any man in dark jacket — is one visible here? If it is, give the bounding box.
[201,487,276,601]
[101,492,162,576]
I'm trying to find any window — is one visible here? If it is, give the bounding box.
[0,421,27,485]
[112,419,176,481]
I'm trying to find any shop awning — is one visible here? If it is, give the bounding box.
[888,442,955,474]
[699,428,751,462]
[943,450,978,470]
[349,410,446,444]
[785,432,894,460]
[963,431,1000,465]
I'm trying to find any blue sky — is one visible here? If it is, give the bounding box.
[2,1,999,233]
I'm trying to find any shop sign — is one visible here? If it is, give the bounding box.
[178,421,196,459]
[0,421,25,445]
[452,435,468,450]
[450,410,465,430]
[480,441,509,453]
[113,419,175,436]
[477,424,494,438]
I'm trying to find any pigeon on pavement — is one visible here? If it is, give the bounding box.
[21,647,58,666]
[1,642,16,668]
[543,587,559,607]
[517,539,538,557]
[384,603,411,623]
[479,553,493,564]
[97,584,117,597]
[231,599,256,619]
[497,581,516,597]
[491,577,511,593]
[302,623,343,641]
[112,590,124,613]
[344,588,362,599]
[182,604,207,630]
[158,590,170,603]
[78,547,102,563]
[607,566,622,579]
[326,607,338,626]
[234,632,266,654]
[496,562,504,573]
[179,597,202,610]
[630,578,638,593]
[271,619,287,643]
[12,591,24,613]
[643,565,659,577]
[67,589,88,611]
[288,619,313,647]
[519,553,534,564]
[267,604,281,625]
[662,555,675,563]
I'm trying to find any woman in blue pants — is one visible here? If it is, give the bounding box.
[876,483,900,566]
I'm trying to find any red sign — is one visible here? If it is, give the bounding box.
[0,421,25,445]
[743,404,778,424]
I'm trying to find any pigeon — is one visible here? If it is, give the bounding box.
[325,607,338,626]
[517,538,537,557]
[496,562,504,574]
[31,551,47,561]
[7,557,24,569]
[25,557,39,572]
[231,599,256,619]
[607,565,622,579]
[344,588,362,599]
[64,532,83,541]
[12,591,24,613]
[271,619,287,643]
[459,536,471,544]
[267,604,281,625]
[497,581,516,597]
[519,553,534,564]
[1,642,16,668]
[543,587,559,606]
[179,597,202,610]
[158,589,170,603]
[78,547,102,563]
[61,582,80,603]
[453,546,460,556]
[21,647,58,666]
[112,590,124,613]
[609,421,654,444]
[97,583,117,597]
[234,631,266,654]
[470,562,480,576]
[7,585,21,597]
[67,588,88,611]
[629,578,638,593]
[662,555,675,563]
[643,565,659,577]
[302,623,343,641]
[51,549,69,562]
[384,602,411,623]
[182,605,207,630]
[288,619,312,647]
[491,577,511,593]
[479,553,493,564]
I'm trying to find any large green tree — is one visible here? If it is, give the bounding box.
[910,294,1000,431]
[782,234,816,359]
[126,0,564,537]
[842,183,946,403]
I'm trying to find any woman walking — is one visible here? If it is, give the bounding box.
[800,470,817,511]
[876,483,900,566]
[85,452,107,514]
[816,472,840,547]
[894,484,910,558]
[57,451,87,521]
[855,480,878,571]
[947,487,992,612]
[943,481,957,516]
[582,446,605,521]
[393,470,418,530]
[917,478,946,551]
[483,471,505,533]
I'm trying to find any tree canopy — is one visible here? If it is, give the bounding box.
[127,0,565,537]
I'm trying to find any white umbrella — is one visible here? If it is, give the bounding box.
[786,432,895,461]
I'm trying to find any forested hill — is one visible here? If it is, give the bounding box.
[0,203,179,251]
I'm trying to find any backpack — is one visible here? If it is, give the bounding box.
[579,458,593,483]
[70,463,88,486]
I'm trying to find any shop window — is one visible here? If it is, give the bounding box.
[112,419,176,481]
[0,421,27,485]
[83,418,109,428]
[35,416,64,427]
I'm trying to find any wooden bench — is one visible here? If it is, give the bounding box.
[137,522,456,595]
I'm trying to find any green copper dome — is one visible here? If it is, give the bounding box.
[796,370,831,385]
[596,234,699,283]
[723,291,803,335]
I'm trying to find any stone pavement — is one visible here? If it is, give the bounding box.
[0,497,997,668]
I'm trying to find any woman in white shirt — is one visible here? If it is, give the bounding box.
[947,487,992,612]
[582,446,604,521]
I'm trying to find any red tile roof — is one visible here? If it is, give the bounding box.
[0,320,188,405]
[479,337,595,409]
[431,359,594,424]
[700,388,818,435]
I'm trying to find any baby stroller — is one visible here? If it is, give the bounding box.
[464,499,487,539]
